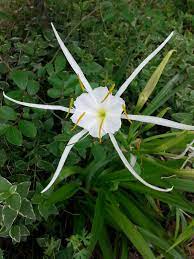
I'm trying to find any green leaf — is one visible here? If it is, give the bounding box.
[2,206,17,229]
[27,80,40,95]
[0,106,17,121]
[107,203,155,259]
[88,191,104,256]
[0,176,12,192]
[54,54,66,73]
[46,183,80,205]
[6,193,21,212]
[38,202,58,220]
[0,247,4,259]
[19,198,36,220]
[98,226,114,259]
[20,225,30,237]
[9,225,21,243]
[10,70,29,90]
[0,123,9,136]
[135,50,175,112]
[47,88,62,98]
[139,227,184,259]
[5,126,23,146]
[0,62,9,74]
[18,120,37,138]
[167,221,194,252]
[16,182,31,197]
[0,149,7,167]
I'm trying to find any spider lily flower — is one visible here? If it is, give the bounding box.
[4,23,194,193]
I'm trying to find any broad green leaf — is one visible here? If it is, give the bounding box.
[0,62,9,74]
[6,193,21,212]
[16,182,31,197]
[18,120,37,138]
[46,183,80,205]
[5,126,23,146]
[0,123,9,136]
[20,225,30,237]
[135,50,175,112]
[47,88,61,98]
[27,80,40,95]
[0,106,17,121]
[2,206,17,229]
[9,225,21,243]
[0,176,12,192]
[55,54,66,72]
[167,221,194,252]
[19,198,36,220]
[10,70,28,90]
[107,203,155,259]
[88,191,104,256]
[38,202,58,220]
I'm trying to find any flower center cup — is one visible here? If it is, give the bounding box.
[71,87,125,139]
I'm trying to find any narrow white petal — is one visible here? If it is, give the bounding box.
[3,92,73,113]
[51,23,94,98]
[109,133,173,192]
[121,114,194,131]
[116,32,174,97]
[41,129,87,193]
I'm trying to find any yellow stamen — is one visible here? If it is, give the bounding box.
[71,112,86,131]
[101,83,115,103]
[65,98,74,118]
[122,104,132,124]
[98,118,105,143]
[78,76,85,91]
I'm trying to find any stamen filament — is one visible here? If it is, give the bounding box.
[71,112,86,131]
[122,104,132,124]
[66,98,74,118]
[101,84,115,103]
[78,76,85,91]
[99,118,105,143]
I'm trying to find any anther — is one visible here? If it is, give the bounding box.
[122,104,132,124]
[66,98,74,118]
[101,83,115,103]
[71,112,86,131]
[99,118,105,143]
[78,76,85,91]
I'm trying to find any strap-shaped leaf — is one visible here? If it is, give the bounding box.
[107,203,155,259]
[135,50,175,112]
[87,191,104,257]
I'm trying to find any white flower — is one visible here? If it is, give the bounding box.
[71,87,125,138]
[4,23,194,193]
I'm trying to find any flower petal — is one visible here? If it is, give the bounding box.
[121,114,194,131]
[103,115,122,134]
[3,92,72,113]
[109,133,173,192]
[41,129,88,193]
[51,23,95,99]
[116,31,174,97]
